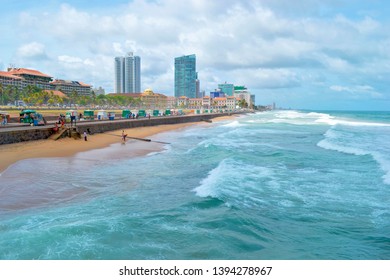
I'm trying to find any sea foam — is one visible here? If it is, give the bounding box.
[318,126,390,185]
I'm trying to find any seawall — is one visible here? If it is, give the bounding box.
[0,113,237,145]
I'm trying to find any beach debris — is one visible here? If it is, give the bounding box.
[105,133,170,144]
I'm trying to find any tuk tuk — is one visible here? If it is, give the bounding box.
[152,110,159,117]
[83,110,94,120]
[138,109,146,117]
[122,110,131,118]
[19,109,45,126]
[165,109,171,116]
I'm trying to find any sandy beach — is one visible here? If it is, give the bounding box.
[0,115,236,173]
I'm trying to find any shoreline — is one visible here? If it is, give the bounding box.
[0,115,236,174]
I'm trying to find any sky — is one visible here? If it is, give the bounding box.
[0,0,389,110]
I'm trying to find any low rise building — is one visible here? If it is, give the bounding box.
[226,96,237,110]
[188,98,202,109]
[202,96,212,109]
[7,68,53,90]
[140,88,167,109]
[50,79,92,96]
[166,96,177,109]
[0,68,92,98]
[0,70,23,90]
[177,96,189,108]
[213,97,227,110]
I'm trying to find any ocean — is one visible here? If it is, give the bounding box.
[0,110,389,260]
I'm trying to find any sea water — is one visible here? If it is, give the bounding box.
[0,110,389,260]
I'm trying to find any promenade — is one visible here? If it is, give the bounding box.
[0,112,239,145]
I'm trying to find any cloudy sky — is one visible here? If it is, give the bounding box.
[1,0,389,110]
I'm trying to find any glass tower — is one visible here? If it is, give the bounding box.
[174,54,197,98]
[218,82,234,96]
[114,52,141,93]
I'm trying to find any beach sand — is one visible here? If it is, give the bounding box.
[0,115,237,173]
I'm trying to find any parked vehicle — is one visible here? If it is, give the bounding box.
[83,110,95,120]
[122,110,131,118]
[19,109,46,126]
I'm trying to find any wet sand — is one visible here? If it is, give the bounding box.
[0,115,237,173]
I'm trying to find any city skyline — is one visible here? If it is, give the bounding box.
[1,1,390,110]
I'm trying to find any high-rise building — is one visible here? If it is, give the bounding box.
[114,57,124,93]
[218,82,234,96]
[234,85,253,108]
[114,52,141,93]
[174,54,197,98]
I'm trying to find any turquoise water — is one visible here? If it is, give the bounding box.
[0,110,389,260]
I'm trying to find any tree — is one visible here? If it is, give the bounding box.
[238,99,248,108]
[96,94,107,106]
[22,85,35,100]
[47,91,63,107]
[77,95,91,106]
[4,85,16,105]
[69,90,79,107]
[90,90,97,107]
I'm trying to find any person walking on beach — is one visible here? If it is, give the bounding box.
[121,130,127,142]
[84,131,87,141]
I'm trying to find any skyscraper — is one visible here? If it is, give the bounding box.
[218,82,234,96]
[174,54,198,98]
[114,52,141,93]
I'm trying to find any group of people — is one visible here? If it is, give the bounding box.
[57,114,66,126]
[125,113,139,119]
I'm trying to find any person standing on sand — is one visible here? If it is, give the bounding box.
[122,130,127,142]
[84,131,87,141]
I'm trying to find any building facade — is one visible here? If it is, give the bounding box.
[0,70,23,91]
[218,82,234,96]
[174,54,197,98]
[50,79,92,96]
[114,52,141,93]
[109,89,167,109]
[114,56,124,93]
[0,68,91,98]
[234,85,253,108]
[3,68,53,91]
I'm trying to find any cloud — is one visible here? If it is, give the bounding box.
[57,55,95,68]
[2,0,389,109]
[17,42,48,60]
[330,84,384,99]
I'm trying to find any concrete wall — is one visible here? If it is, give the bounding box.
[75,114,219,134]
[0,127,53,145]
[0,113,237,145]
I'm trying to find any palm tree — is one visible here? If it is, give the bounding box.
[47,91,63,107]
[22,85,35,100]
[69,90,79,108]
[96,94,107,107]
[238,99,248,108]
[4,85,15,105]
[90,90,96,107]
